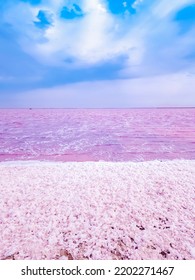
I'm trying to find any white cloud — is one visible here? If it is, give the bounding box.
[119,0,195,77]
[131,0,143,9]
[3,0,144,67]
[2,0,195,77]
[152,0,195,18]
[123,2,127,8]
[34,0,138,66]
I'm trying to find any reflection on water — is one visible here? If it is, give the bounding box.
[0,108,195,162]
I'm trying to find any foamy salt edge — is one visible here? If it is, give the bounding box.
[0,160,195,260]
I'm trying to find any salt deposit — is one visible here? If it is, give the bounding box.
[0,160,195,260]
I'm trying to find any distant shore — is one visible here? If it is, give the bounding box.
[0,160,195,260]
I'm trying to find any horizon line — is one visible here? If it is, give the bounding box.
[0,107,195,110]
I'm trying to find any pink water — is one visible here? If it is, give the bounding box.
[0,108,195,162]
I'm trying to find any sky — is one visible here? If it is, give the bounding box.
[0,0,195,108]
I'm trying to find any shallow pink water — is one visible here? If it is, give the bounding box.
[0,108,195,162]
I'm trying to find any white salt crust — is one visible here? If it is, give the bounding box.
[0,160,195,260]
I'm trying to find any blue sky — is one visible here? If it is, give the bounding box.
[0,0,195,107]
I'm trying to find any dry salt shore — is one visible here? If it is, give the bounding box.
[0,160,195,260]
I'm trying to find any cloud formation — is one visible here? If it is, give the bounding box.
[2,1,194,68]
[0,0,195,106]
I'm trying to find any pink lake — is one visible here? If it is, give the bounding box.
[0,108,195,162]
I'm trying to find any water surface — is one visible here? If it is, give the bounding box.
[0,108,194,161]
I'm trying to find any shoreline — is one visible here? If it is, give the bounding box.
[0,160,195,260]
[0,158,195,165]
